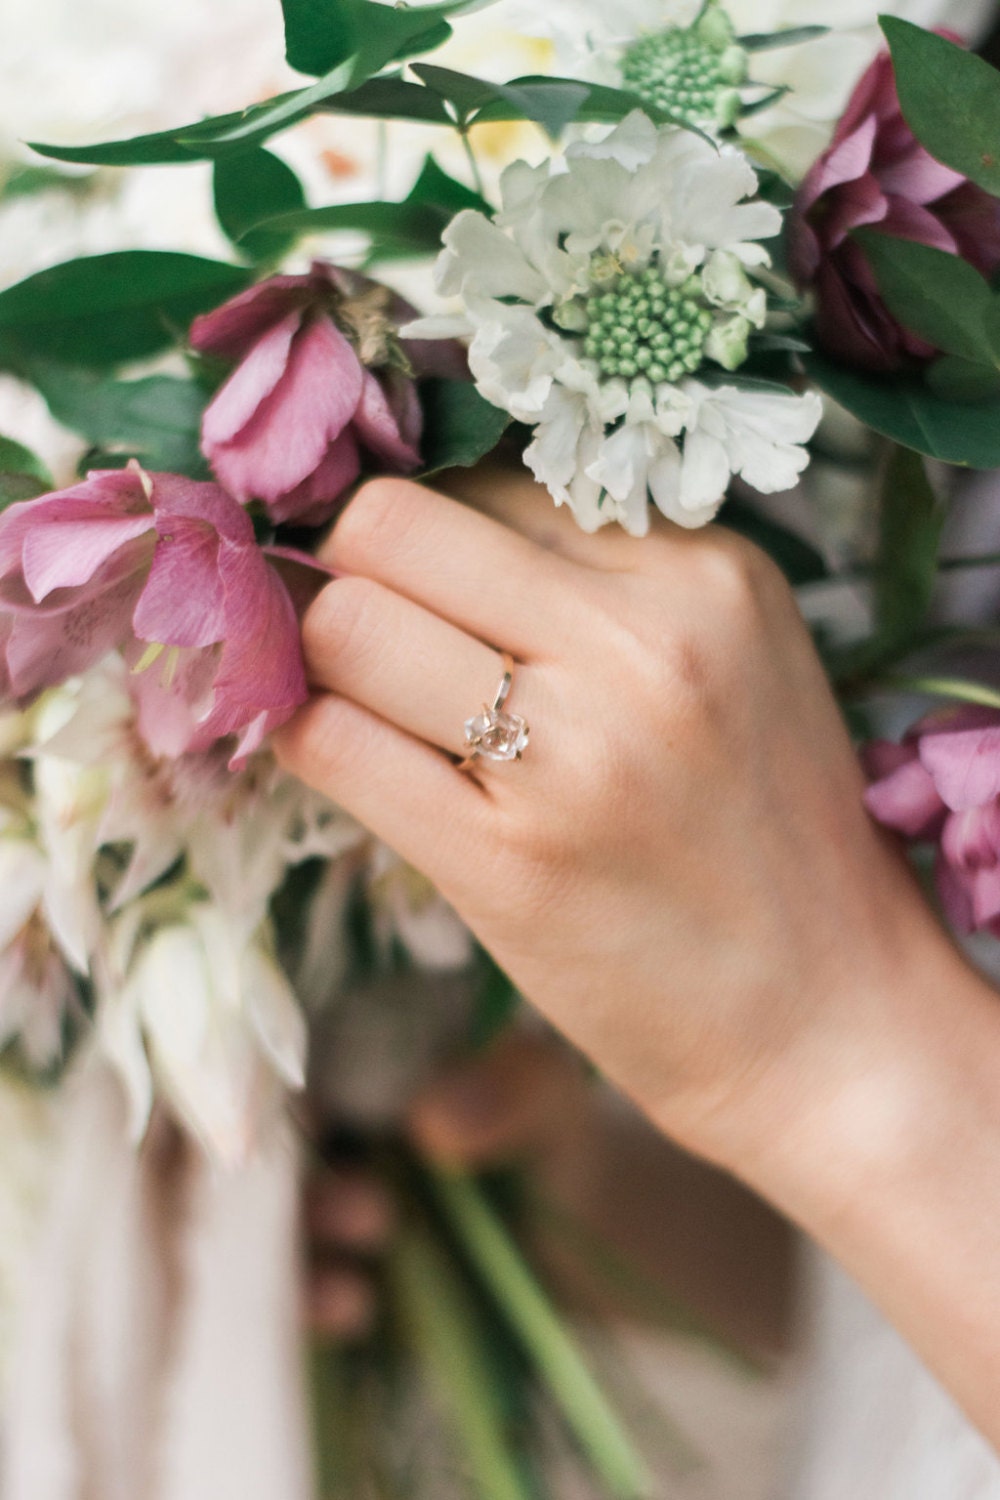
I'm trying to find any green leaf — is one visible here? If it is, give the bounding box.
[419,380,512,473]
[213,147,307,263]
[873,445,944,644]
[855,232,996,364]
[22,364,208,475]
[0,164,93,203]
[30,61,359,167]
[280,0,483,80]
[411,64,685,132]
[322,74,454,124]
[880,18,1000,197]
[408,152,490,214]
[803,347,1000,467]
[739,25,828,50]
[872,673,1000,710]
[926,354,1000,402]
[0,253,250,369]
[248,152,489,255]
[429,1170,651,1500]
[470,949,520,1049]
[0,434,53,507]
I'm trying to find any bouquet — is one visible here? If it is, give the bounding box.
[3,0,1000,1492]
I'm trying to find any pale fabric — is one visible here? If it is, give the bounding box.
[0,1061,313,1500]
[788,1247,1000,1500]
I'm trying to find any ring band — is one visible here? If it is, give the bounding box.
[457,651,530,771]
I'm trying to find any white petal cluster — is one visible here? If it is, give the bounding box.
[408,114,821,536]
[0,660,364,1156]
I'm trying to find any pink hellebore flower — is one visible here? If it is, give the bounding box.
[190,262,424,527]
[863,707,1000,935]
[789,44,1000,371]
[0,466,308,766]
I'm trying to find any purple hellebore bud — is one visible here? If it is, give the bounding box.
[864,706,1000,935]
[788,43,1000,372]
[0,464,310,767]
[190,262,425,527]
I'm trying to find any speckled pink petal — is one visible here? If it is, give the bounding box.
[133,522,228,649]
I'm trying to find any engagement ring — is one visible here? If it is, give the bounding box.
[457,651,529,771]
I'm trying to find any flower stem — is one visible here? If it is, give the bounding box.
[428,1168,651,1500]
[870,675,1000,710]
[458,125,487,202]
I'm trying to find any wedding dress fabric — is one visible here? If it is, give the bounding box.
[0,1062,312,1500]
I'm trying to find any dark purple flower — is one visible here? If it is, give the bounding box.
[789,43,1000,371]
[191,262,425,527]
[0,465,309,766]
[864,707,1000,934]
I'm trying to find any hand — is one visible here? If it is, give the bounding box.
[275,465,947,1165]
[282,465,1000,1443]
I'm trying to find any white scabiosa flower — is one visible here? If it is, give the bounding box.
[477,0,998,180]
[406,112,821,536]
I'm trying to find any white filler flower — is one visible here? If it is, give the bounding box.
[408,112,821,535]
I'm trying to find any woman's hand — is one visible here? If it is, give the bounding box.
[278,466,1000,1446]
[275,467,947,1163]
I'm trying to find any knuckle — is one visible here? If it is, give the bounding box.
[701,532,788,617]
[332,478,423,568]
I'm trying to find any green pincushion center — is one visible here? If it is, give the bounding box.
[621,29,739,126]
[581,266,715,386]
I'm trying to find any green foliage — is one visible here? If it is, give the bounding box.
[30,63,359,166]
[419,380,512,474]
[738,25,827,50]
[0,435,53,508]
[22,364,208,476]
[803,348,1000,467]
[245,152,489,258]
[213,147,307,263]
[856,233,997,366]
[469,949,520,1050]
[873,445,944,646]
[881,18,1000,197]
[280,0,481,79]
[0,253,250,369]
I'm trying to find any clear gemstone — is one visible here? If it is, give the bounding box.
[463,706,530,762]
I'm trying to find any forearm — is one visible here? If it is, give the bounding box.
[702,938,1000,1446]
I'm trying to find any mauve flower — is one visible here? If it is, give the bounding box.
[864,707,1000,933]
[0,465,308,766]
[191,262,425,527]
[788,44,1000,371]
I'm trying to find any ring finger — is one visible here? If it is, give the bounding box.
[301,575,542,765]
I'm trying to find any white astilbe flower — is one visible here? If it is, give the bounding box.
[97,896,307,1163]
[406,113,821,536]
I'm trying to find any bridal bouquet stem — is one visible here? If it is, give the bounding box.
[4,0,1000,1492]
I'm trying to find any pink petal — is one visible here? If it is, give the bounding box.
[920,721,1000,810]
[879,198,960,254]
[864,756,946,838]
[190,274,312,359]
[353,370,422,471]
[796,116,878,219]
[133,522,227,648]
[21,514,153,601]
[150,474,254,546]
[203,316,364,507]
[935,850,976,933]
[879,144,965,205]
[5,549,147,695]
[266,428,360,527]
[201,311,302,449]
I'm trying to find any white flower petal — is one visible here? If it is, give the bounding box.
[436,210,548,303]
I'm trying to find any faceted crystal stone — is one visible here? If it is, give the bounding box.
[463,705,530,762]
